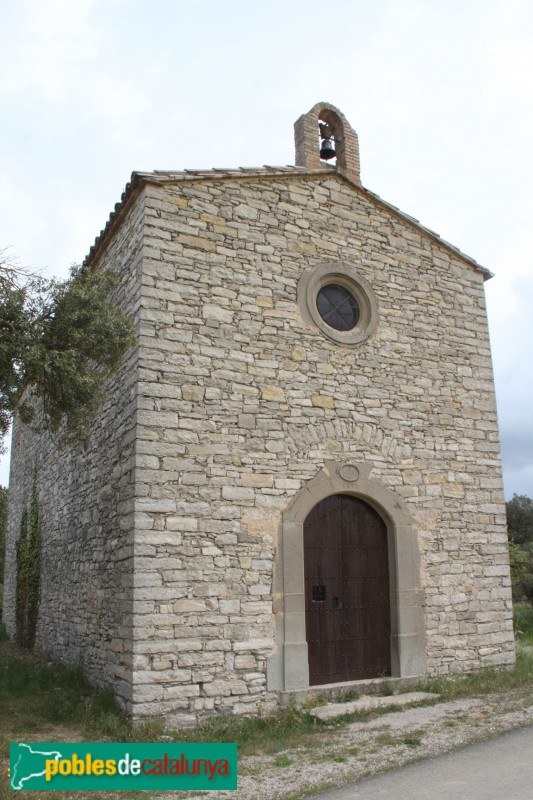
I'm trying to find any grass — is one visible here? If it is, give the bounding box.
[402,732,423,748]
[273,755,294,767]
[367,730,425,751]
[0,610,532,757]
[0,639,129,736]
[417,647,533,701]
[514,602,533,645]
[174,703,321,756]
[332,688,360,703]
[0,632,322,754]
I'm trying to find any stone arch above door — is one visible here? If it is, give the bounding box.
[267,461,427,694]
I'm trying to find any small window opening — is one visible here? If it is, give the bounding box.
[312,585,326,602]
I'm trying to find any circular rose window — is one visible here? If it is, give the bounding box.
[316,284,360,331]
[297,264,378,347]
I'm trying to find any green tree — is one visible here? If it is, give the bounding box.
[506,494,533,547]
[0,252,134,449]
[506,494,533,607]
[509,541,532,601]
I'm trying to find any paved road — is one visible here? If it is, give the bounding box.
[310,724,533,800]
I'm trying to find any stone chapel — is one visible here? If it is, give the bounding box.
[3,103,515,723]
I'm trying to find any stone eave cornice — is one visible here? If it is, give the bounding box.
[83,166,493,280]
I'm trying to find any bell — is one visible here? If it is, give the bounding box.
[319,137,336,160]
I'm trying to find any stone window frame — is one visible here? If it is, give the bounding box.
[267,461,427,697]
[297,263,378,346]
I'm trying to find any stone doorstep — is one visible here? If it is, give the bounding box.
[309,691,440,722]
[278,674,427,707]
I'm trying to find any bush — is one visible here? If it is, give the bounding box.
[514,602,533,637]
[507,496,533,606]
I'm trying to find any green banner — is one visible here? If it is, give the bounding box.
[10,742,237,791]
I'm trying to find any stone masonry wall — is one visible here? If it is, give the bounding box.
[3,166,514,724]
[2,195,145,707]
[131,172,514,722]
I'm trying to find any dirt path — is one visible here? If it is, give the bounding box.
[167,686,533,800]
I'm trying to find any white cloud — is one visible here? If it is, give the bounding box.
[1,0,532,496]
[0,0,102,98]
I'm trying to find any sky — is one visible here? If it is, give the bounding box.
[0,0,532,498]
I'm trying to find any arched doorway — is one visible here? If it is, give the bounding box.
[304,494,391,684]
[266,461,426,696]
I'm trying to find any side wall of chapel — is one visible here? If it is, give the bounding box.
[2,196,145,708]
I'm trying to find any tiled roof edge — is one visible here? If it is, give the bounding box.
[83,166,492,279]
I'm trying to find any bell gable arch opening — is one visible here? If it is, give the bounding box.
[294,101,361,184]
[267,461,427,695]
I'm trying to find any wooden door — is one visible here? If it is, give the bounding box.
[304,494,391,685]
